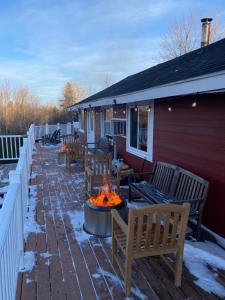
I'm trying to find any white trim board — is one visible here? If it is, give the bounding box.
[69,70,225,110]
[126,102,154,162]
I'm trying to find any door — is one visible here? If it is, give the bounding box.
[87,110,95,146]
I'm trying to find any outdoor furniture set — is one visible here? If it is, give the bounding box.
[42,129,61,145]
[56,136,209,295]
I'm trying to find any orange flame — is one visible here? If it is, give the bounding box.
[90,176,122,207]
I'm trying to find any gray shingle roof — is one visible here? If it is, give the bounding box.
[73,38,225,106]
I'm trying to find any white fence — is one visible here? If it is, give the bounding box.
[0,135,24,161]
[34,122,79,141]
[0,124,35,300]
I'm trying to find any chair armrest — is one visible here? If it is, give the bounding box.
[111,209,128,235]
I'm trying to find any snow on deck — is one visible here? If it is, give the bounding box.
[16,143,225,300]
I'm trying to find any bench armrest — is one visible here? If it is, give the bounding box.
[171,198,204,204]
[128,171,153,183]
[111,209,128,235]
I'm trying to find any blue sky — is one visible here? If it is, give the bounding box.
[0,0,224,103]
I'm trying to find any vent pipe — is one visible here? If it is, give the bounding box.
[201,18,213,47]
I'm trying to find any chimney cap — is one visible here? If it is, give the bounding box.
[201,18,213,23]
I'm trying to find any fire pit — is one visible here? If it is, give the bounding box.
[84,177,126,237]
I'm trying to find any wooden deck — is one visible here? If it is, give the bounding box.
[16,143,224,300]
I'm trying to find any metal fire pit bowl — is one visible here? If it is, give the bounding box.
[83,199,127,238]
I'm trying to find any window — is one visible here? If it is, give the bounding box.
[103,107,126,137]
[127,104,154,161]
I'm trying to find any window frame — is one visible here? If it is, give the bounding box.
[126,102,154,162]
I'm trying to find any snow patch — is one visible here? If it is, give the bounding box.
[92,273,101,279]
[67,210,90,244]
[97,268,148,300]
[184,241,225,298]
[31,172,37,179]
[26,278,34,284]
[20,251,36,272]
[40,251,52,259]
[24,185,43,240]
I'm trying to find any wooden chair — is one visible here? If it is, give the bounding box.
[62,133,79,146]
[65,141,85,171]
[84,151,120,196]
[111,203,190,296]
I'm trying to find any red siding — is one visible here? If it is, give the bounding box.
[153,95,225,237]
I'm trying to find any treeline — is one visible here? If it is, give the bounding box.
[0,82,75,135]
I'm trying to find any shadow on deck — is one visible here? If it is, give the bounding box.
[16,143,225,300]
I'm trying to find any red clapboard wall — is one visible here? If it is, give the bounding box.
[153,95,225,237]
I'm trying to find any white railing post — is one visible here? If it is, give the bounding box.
[45,123,49,135]
[9,170,24,269]
[57,123,60,130]
[66,122,71,134]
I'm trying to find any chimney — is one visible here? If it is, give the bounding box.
[201,18,213,47]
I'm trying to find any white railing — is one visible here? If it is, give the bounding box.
[0,124,34,300]
[34,122,78,141]
[104,119,126,137]
[0,135,24,161]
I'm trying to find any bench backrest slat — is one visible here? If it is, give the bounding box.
[151,161,177,193]
[173,168,209,212]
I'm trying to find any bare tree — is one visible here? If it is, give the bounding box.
[157,12,224,62]
[0,81,76,134]
[102,73,114,89]
[60,81,87,109]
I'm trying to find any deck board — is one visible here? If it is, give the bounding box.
[16,143,223,300]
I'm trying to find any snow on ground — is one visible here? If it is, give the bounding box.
[96,268,148,300]
[24,184,43,240]
[67,210,90,245]
[184,240,225,298]
[20,251,36,273]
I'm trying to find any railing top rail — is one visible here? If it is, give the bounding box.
[0,135,24,137]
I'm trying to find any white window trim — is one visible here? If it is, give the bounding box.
[126,102,154,162]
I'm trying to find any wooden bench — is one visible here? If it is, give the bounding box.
[128,161,209,239]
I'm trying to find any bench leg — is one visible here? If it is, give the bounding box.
[128,185,132,202]
[196,215,202,240]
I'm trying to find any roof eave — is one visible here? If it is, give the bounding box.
[68,70,225,110]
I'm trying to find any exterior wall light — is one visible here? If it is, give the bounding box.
[168,105,172,112]
[123,110,126,115]
[192,101,197,108]
[134,105,138,112]
[147,105,151,112]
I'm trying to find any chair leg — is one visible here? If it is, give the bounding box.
[112,235,116,266]
[174,249,183,287]
[124,258,132,296]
